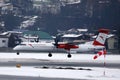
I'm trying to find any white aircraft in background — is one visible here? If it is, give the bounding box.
[13,29,109,58]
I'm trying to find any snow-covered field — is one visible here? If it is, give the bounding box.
[0,52,120,80]
[0,52,120,62]
[0,66,120,80]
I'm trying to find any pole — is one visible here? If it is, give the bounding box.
[104,54,106,76]
[103,48,106,76]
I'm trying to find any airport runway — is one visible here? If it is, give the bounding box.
[0,59,92,80]
[0,58,120,68]
[0,75,82,80]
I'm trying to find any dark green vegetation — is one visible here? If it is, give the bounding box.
[0,0,119,34]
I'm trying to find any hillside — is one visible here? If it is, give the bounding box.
[0,0,120,35]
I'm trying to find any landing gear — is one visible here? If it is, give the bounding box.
[67,50,72,58]
[17,52,20,55]
[48,52,52,57]
[67,54,72,58]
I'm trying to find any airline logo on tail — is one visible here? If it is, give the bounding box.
[93,29,109,46]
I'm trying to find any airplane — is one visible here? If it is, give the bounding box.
[13,29,109,58]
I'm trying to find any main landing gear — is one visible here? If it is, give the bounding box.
[48,52,72,58]
[17,52,20,55]
[67,54,72,58]
[67,50,72,58]
[48,52,52,57]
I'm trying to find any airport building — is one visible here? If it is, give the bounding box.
[0,35,9,47]
[107,35,118,49]
[0,30,53,48]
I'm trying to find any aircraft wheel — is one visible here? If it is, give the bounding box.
[67,54,72,58]
[17,52,20,55]
[48,53,52,57]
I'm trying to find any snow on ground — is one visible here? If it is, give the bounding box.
[0,66,120,80]
[0,52,120,80]
[0,53,120,62]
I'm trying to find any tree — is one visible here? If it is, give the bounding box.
[2,13,22,30]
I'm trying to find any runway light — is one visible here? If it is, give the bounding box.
[16,64,21,68]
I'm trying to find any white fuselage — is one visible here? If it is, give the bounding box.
[13,41,104,53]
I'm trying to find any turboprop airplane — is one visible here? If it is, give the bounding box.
[13,29,109,58]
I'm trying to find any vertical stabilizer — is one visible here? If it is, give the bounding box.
[93,29,109,46]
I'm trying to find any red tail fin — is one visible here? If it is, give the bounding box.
[93,29,109,46]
